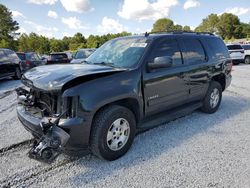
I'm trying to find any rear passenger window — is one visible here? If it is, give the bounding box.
[149,38,182,66]
[207,38,230,59]
[181,38,206,64]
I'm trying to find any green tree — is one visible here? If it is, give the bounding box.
[68,32,87,51]
[50,38,66,52]
[241,23,250,38]
[173,24,183,31]
[217,13,241,39]
[195,14,219,33]
[18,33,50,54]
[0,4,19,49]
[183,26,191,31]
[151,18,175,32]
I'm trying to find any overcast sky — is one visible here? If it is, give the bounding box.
[1,0,250,39]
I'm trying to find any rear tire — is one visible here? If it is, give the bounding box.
[90,105,136,161]
[201,81,222,114]
[13,67,21,80]
[245,56,250,64]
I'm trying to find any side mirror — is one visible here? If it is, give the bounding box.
[148,56,173,70]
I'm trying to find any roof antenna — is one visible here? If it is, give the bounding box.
[145,32,149,37]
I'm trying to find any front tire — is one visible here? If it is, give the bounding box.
[90,105,136,161]
[245,56,250,64]
[201,81,222,114]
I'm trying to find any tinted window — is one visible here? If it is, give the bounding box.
[227,45,243,50]
[26,53,39,61]
[206,38,229,59]
[17,53,25,60]
[75,50,93,59]
[50,53,68,60]
[5,50,19,61]
[149,38,182,66]
[0,50,7,62]
[181,38,206,64]
[242,45,250,50]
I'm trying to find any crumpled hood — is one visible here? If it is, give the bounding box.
[22,64,125,91]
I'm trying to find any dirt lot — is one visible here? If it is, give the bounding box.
[0,65,250,188]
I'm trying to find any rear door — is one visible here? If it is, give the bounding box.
[227,45,244,60]
[143,37,190,116]
[177,37,210,102]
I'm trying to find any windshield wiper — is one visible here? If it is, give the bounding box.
[82,60,92,64]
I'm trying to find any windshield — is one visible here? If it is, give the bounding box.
[86,37,148,68]
[227,45,243,50]
[50,54,67,60]
[75,49,94,59]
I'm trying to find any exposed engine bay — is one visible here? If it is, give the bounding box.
[16,87,72,163]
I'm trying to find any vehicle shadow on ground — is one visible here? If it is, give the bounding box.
[0,78,21,94]
[70,93,249,186]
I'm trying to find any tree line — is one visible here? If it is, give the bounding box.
[0,3,250,54]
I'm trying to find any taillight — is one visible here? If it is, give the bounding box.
[26,60,31,65]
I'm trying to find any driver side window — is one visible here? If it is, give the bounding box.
[149,38,182,66]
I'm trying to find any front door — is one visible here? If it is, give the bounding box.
[143,37,189,116]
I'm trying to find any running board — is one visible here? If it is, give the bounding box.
[138,102,202,132]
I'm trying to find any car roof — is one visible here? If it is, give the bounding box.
[114,32,220,42]
[50,52,68,54]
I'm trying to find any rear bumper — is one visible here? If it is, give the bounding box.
[17,105,91,155]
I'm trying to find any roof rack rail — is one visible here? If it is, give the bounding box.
[145,31,215,37]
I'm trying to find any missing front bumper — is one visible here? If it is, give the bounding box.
[29,121,70,163]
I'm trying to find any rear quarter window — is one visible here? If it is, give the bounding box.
[207,38,229,59]
[242,45,250,50]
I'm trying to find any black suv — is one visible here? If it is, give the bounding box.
[16,32,232,162]
[47,52,72,64]
[0,48,21,80]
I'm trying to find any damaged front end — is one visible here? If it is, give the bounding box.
[29,118,70,163]
[16,87,75,163]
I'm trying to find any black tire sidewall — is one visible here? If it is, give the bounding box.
[92,106,136,160]
[202,81,222,113]
[245,57,250,64]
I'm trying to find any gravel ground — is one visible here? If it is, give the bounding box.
[0,65,250,188]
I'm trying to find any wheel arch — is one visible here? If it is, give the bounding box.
[212,74,226,91]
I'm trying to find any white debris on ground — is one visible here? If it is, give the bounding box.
[0,65,249,187]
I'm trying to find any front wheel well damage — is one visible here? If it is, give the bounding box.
[212,74,226,91]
